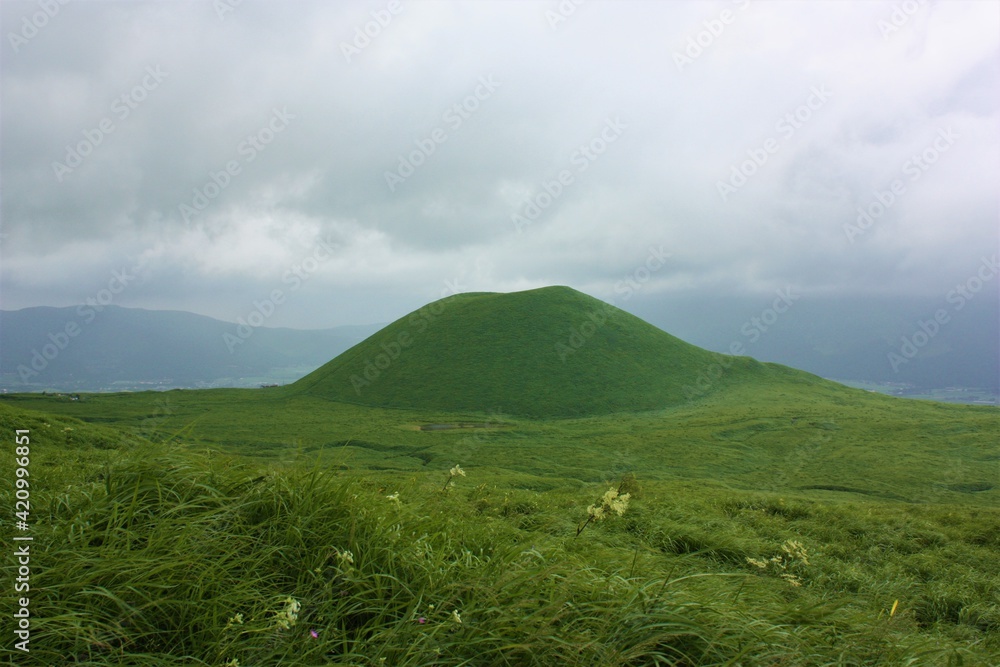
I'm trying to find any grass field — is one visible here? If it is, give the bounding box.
[2,380,997,665]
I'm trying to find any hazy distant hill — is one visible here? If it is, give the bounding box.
[627,289,1000,394]
[0,306,380,392]
[288,286,846,417]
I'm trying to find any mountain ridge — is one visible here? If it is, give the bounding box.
[0,305,380,392]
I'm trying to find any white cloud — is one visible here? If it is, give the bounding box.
[1,0,996,326]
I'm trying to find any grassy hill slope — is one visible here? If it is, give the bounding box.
[289,286,849,417]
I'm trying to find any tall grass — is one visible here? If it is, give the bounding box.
[1,402,997,665]
[1,434,994,666]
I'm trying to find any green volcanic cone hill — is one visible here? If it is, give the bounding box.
[289,286,827,417]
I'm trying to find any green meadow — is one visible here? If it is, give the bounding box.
[2,287,998,665]
[3,381,998,665]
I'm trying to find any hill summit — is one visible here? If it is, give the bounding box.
[290,286,796,417]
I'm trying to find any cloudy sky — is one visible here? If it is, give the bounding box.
[1,0,997,329]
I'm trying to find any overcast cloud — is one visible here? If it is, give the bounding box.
[1,0,997,328]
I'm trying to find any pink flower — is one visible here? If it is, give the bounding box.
[417,617,427,624]
[310,629,318,639]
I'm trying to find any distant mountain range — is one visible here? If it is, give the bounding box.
[2,285,997,399]
[627,289,999,396]
[0,305,380,392]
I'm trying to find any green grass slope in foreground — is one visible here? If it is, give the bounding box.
[2,401,999,666]
[289,286,830,417]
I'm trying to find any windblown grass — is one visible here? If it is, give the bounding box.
[2,401,996,665]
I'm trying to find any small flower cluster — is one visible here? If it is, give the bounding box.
[327,547,356,580]
[442,464,466,491]
[781,539,809,565]
[589,488,630,519]
[274,596,301,630]
[224,612,244,631]
[577,486,631,536]
[746,539,810,586]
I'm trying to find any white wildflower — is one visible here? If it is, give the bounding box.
[443,464,467,491]
[274,597,301,630]
[781,539,809,565]
[606,490,630,516]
